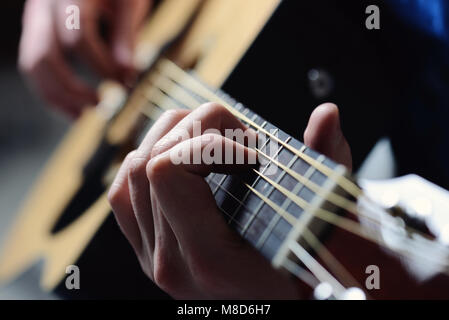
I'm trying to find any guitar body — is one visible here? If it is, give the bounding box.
[1,0,448,299]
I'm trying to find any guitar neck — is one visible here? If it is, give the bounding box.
[205,91,351,262]
[132,60,357,267]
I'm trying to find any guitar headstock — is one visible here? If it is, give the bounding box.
[359,175,449,280]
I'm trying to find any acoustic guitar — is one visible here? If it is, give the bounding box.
[1,0,449,299]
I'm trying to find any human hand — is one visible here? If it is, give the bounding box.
[19,0,151,117]
[108,102,352,299]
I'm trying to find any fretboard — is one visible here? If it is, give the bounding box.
[203,93,345,261]
[133,60,354,264]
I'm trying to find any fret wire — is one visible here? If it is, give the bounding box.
[257,153,324,249]
[224,117,270,224]
[226,126,279,225]
[227,123,274,212]
[234,103,244,111]
[212,175,228,196]
[244,181,352,292]
[256,145,437,246]
[134,62,449,272]
[241,137,294,237]
[137,90,449,277]
[208,173,307,249]
[212,113,259,197]
[212,174,345,292]
[208,178,272,234]
[206,173,216,184]
[216,207,246,233]
[210,172,353,291]
[144,64,429,243]
[242,154,297,240]
[139,75,376,242]
[137,92,436,246]
[255,168,449,268]
[156,59,363,199]
[211,168,358,288]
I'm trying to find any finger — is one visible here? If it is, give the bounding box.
[147,135,299,299]
[23,51,98,118]
[304,103,352,170]
[151,103,252,158]
[36,50,98,116]
[147,134,258,254]
[128,109,191,253]
[19,0,97,116]
[110,0,152,83]
[55,0,118,80]
[149,189,194,296]
[77,4,119,79]
[108,151,142,252]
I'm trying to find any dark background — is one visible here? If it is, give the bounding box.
[1,0,442,299]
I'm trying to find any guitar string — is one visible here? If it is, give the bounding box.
[254,148,440,244]
[133,83,449,295]
[143,66,374,219]
[202,165,343,295]
[141,63,447,252]
[140,68,364,216]
[133,82,434,290]
[156,59,363,198]
[118,62,448,276]
[132,66,449,264]
[249,169,446,265]
[206,176,356,294]
[203,177,330,293]
[132,68,449,268]
[138,91,374,244]
[132,76,357,292]
[208,162,449,288]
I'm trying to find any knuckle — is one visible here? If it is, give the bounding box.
[199,102,227,116]
[107,151,135,207]
[106,183,118,205]
[107,180,125,210]
[127,155,148,183]
[152,248,179,293]
[146,154,172,184]
[150,139,168,159]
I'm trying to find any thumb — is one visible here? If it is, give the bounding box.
[110,0,152,83]
[303,103,352,170]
